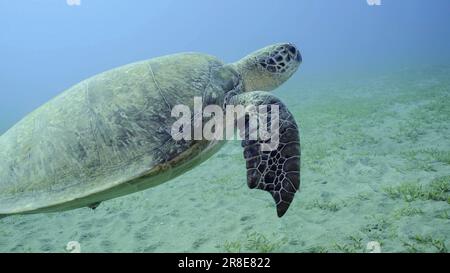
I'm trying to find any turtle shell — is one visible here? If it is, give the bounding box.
[0,53,241,215]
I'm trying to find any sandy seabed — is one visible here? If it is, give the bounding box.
[1,66,449,253]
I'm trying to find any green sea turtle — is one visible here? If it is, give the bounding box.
[0,43,302,218]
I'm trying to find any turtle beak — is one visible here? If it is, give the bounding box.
[295,48,302,63]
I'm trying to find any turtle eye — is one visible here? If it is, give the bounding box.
[287,44,297,55]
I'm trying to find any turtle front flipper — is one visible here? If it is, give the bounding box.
[231,92,300,217]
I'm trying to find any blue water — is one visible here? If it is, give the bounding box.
[0,1,449,253]
[1,0,450,133]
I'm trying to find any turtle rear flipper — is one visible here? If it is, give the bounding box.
[87,202,102,210]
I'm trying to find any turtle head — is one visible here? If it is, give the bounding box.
[232,43,302,92]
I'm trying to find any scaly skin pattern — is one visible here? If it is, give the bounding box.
[0,53,241,215]
[231,91,300,217]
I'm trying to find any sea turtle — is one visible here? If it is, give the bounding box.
[0,43,302,218]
